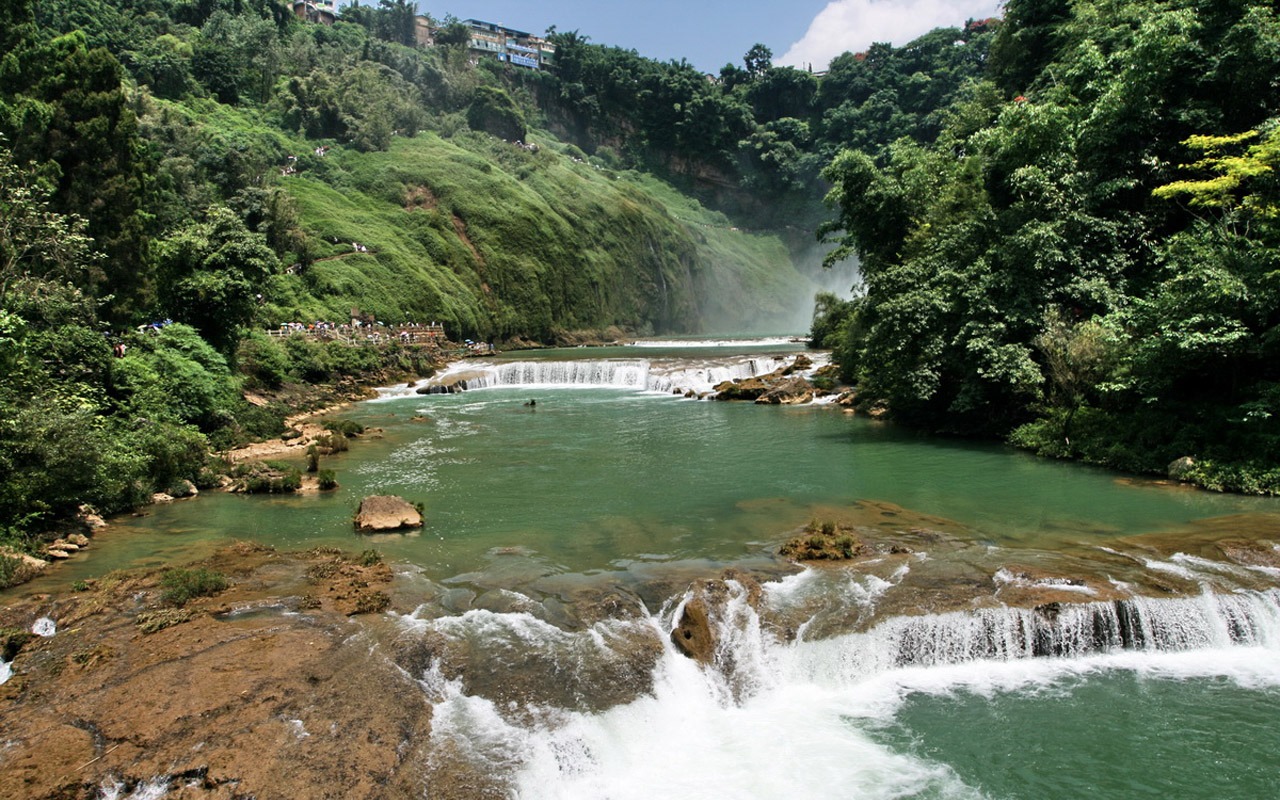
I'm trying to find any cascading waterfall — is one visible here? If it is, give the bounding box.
[402,354,806,397]
[461,360,652,390]
[411,583,1280,799]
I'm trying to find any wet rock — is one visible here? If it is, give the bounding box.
[714,355,819,403]
[42,548,72,560]
[151,492,175,504]
[354,495,423,532]
[416,369,486,394]
[1217,539,1280,569]
[1,628,34,661]
[0,546,433,800]
[77,505,107,530]
[755,376,815,405]
[712,376,768,401]
[67,533,90,547]
[670,570,764,665]
[780,354,813,375]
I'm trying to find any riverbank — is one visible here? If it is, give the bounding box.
[0,544,446,799]
[3,503,1279,798]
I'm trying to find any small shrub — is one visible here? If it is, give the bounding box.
[243,465,302,493]
[306,445,320,473]
[317,469,338,490]
[359,549,381,566]
[351,590,390,615]
[72,580,89,592]
[322,418,365,437]
[160,567,228,606]
[0,553,38,590]
[316,432,349,453]
[137,608,191,634]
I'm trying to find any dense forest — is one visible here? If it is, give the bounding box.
[813,0,1280,494]
[1,0,1278,569]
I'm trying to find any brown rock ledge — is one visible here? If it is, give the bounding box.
[0,544,441,800]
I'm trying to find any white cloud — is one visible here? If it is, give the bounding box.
[779,0,1003,72]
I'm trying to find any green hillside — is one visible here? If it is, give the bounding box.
[267,130,808,339]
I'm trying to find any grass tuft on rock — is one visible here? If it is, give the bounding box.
[160,568,229,607]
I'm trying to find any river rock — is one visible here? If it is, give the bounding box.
[1168,456,1197,481]
[170,480,199,499]
[67,533,90,547]
[77,505,108,530]
[152,492,174,504]
[779,522,866,561]
[755,376,815,405]
[780,354,813,375]
[712,377,769,401]
[416,369,486,395]
[354,495,423,532]
[670,570,764,665]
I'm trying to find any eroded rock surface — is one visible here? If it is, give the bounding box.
[0,544,430,800]
[355,495,423,532]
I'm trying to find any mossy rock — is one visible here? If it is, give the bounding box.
[1,628,35,661]
[779,522,866,561]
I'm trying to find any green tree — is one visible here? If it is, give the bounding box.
[154,205,277,354]
[744,43,772,79]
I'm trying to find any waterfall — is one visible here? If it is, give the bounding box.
[410,586,1280,799]
[779,589,1280,681]
[410,355,798,396]
[462,360,652,390]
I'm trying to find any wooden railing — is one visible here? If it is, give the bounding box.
[266,323,446,346]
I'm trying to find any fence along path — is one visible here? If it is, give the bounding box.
[266,323,446,346]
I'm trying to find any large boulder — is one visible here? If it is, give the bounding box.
[713,355,819,403]
[712,377,769,401]
[755,377,815,405]
[1168,456,1197,481]
[416,370,487,395]
[670,570,764,665]
[354,496,423,532]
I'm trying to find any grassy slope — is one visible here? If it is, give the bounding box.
[264,128,811,339]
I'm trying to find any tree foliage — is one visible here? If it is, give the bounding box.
[819,0,1280,490]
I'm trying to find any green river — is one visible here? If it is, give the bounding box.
[24,340,1280,798]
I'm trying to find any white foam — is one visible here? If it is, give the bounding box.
[31,617,55,637]
[993,568,1097,595]
[99,777,171,800]
[628,337,805,348]
[412,582,1280,798]
[0,660,11,686]
[407,353,830,399]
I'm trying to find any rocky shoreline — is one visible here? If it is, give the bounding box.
[2,498,1278,797]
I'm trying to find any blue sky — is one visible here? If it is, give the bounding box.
[412,1,1004,73]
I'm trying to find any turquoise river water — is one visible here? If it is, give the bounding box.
[17,339,1280,798]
